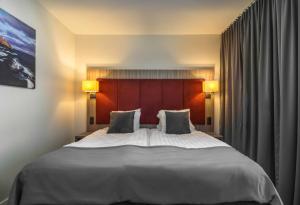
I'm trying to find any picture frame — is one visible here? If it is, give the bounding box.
[0,8,36,89]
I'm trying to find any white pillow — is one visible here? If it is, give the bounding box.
[156,109,196,133]
[112,109,141,131]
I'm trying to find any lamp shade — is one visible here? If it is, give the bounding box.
[82,80,99,93]
[203,80,219,93]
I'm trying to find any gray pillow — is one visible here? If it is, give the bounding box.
[165,111,191,134]
[107,111,135,133]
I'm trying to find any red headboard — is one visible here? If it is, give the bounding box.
[96,79,205,124]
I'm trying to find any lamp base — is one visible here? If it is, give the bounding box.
[205,93,212,99]
[90,93,96,99]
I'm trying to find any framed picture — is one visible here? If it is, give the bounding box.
[0,8,36,89]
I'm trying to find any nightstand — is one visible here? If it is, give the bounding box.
[204,132,224,141]
[74,131,93,142]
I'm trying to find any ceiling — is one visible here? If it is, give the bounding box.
[38,0,253,35]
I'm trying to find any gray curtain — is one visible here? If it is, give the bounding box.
[220,0,299,204]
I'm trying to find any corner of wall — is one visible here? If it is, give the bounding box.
[0,0,76,201]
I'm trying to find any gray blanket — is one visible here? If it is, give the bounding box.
[8,146,282,205]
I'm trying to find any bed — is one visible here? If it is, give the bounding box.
[8,128,282,205]
[8,79,282,205]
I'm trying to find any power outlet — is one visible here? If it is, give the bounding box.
[89,117,94,125]
[207,117,212,125]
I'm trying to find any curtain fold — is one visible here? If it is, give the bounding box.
[220,0,299,204]
[277,0,299,204]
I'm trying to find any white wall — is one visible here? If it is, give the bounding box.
[0,0,75,202]
[0,6,221,202]
[75,35,221,134]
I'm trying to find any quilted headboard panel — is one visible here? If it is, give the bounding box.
[96,79,205,124]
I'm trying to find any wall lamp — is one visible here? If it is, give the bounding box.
[203,80,219,98]
[82,80,99,99]
[203,80,219,128]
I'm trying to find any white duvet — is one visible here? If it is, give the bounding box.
[66,128,149,148]
[149,129,230,149]
[66,128,229,149]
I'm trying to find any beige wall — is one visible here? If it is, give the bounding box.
[75,35,221,134]
[0,0,75,203]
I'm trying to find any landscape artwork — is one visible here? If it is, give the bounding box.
[0,8,36,89]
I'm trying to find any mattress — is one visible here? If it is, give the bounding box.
[8,129,282,205]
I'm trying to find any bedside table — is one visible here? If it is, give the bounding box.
[74,131,93,142]
[204,132,224,141]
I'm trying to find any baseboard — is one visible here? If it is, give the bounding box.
[0,198,8,205]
